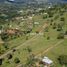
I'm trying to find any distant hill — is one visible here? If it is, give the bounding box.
[0,0,66,3]
[0,0,67,5]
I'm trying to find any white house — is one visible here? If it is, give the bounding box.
[34,22,39,25]
[44,13,48,15]
[42,57,53,67]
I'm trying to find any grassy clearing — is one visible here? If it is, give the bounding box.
[0,8,67,67]
[1,25,61,67]
[45,39,67,67]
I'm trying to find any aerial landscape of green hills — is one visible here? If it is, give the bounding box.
[0,0,67,67]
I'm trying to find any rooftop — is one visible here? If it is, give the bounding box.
[42,57,53,64]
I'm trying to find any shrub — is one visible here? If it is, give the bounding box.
[58,55,67,65]
[57,33,64,39]
[3,43,9,50]
[60,17,65,21]
[1,32,9,41]
[12,48,16,52]
[43,16,47,19]
[57,24,63,31]
[36,31,39,34]
[7,54,13,59]
[0,59,3,65]
[65,31,67,35]
[47,36,50,40]
[14,58,20,64]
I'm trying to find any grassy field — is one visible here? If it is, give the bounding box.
[0,7,67,67]
[45,39,67,67]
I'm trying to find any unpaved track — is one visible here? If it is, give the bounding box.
[17,39,65,67]
[0,23,47,59]
[36,40,64,57]
[0,34,39,59]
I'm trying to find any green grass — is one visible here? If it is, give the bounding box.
[1,26,61,67]
[45,39,67,67]
[0,8,67,67]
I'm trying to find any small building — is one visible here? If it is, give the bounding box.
[28,16,33,20]
[34,22,39,25]
[42,57,53,67]
[0,30,2,34]
[44,13,48,15]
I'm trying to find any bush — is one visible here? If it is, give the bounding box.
[60,17,65,21]
[36,31,39,34]
[12,49,16,52]
[3,43,9,50]
[0,59,3,65]
[57,28,62,31]
[57,24,63,31]
[57,33,64,39]
[65,31,67,35]
[14,58,20,64]
[47,36,50,40]
[58,55,67,65]
[52,23,57,29]
[43,16,47,19]
[1,32,9,41]
[7,54,13,59]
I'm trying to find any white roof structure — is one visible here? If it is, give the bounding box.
[34,22,39,25]
[28,16,33,20]
[42,57,53,65]
[0,30,2,34]
[44,13,48,15]
[48,6,51,9]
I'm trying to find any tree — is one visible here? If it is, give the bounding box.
[26,46,32,54]
[7,54,12,59]
[57,24,63,31]
[1,32,9,41]
[58,55,67,65]
[14,57,20,64]
[3,42,9,50]
[36,31,39,34]
[60,17,65,21]
[48,12,53,18]
[43,15,47,19]
[12,48,16,52]
[0,59,3,65]
[47,36,50,40]
[57,33,64,39]
[51,19,53,22]
[53,23,57,29]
